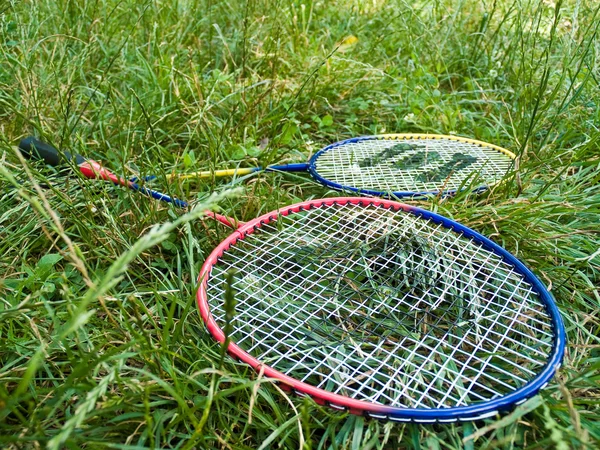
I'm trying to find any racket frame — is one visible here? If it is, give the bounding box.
[197,197,565,423]
[307,134,516,198]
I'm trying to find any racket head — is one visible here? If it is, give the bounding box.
[197,197,564,422]
[308,134,516,198]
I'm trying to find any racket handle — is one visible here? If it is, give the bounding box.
[18,137,188,208]
[19,136,87,166]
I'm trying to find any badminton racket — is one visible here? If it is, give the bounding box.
[177,134,516,198]
[18,137,187,208]
[198,197,564,422]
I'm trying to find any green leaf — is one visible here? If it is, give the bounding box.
[231,145,247,159]
[246,146,262,157]
[161,240,178,252]
[280,122,298,145]
[320,114,333,127]
[38,253,63,271]
[183,150,196,168]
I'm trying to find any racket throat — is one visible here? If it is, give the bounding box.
[266,163,310,172]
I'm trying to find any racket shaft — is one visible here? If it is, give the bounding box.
[135,185,188,208]
[177,167,258,180]
[203,211,243,228]
[175,163,310,180]
[80,160,128,186]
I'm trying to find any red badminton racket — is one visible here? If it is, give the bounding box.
[197,197,564,422]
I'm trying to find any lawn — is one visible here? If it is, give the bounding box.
[1,0,599,448]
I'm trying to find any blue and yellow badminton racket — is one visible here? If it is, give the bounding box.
[176,134,516,198]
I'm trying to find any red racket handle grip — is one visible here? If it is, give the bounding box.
[79,160,131,187]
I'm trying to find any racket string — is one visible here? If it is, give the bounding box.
[225,230,553,344]
[215,216,552,354]
[298,249,528,402]
[211,211,552,404]
[413,270,533,408]
[210,273,525,407]
[206,202,554,408]
[314,138,513,193]
[328,255,527,406]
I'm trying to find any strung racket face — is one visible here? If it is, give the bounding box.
[197,198,564,422]
[308,134,515,197]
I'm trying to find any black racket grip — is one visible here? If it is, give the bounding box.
[18,137,86,166]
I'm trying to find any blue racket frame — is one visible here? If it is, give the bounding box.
[373,205,566,421]
[262,135,516,198]
[306,136,506,198]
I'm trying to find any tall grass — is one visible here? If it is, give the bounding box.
[1,0,599,448]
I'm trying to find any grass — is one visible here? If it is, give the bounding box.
[0,0,599,448]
